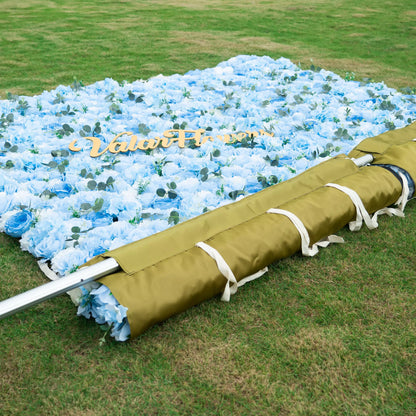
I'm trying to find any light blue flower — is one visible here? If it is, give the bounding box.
[50,181,73,198]
[85,211,114,227]
[111,319,130,342]
[0,192,12,215]
[4,209,34,237]
[33,234,66,259]
[51,247,91,275]
[77,284,129,339]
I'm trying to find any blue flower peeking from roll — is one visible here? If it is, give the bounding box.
[4,209,35,238]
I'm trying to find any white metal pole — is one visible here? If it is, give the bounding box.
[0,257,120,320]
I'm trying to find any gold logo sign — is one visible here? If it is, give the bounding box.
[68,129,274,158]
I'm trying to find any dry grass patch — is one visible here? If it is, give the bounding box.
[284,326,348,361]
[143,0,326,11]
[174,336,278,397]
[0,0,58,8]
[1,33,27,42]
[353,7,381,13]
[97,15,161,31]
[347,32,366,37]
[166,30,415,88]
[168,30,303,56]
[395,44,410,50]
[304,57,415,88]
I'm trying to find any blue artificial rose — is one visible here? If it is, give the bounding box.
[4,210,35,238]
[33,234,66,260]
[0,193,12,215]
[85,211,114,227]
[50,182,73,198]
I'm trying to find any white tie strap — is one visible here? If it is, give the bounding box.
[38,260,60,282]
[315,234,346,247]
[395,171,410,212]
[196,241,268,302]
[372,171,409,222]
[267,208,319,256]
[266,208,344,256]
[325,183,378,231]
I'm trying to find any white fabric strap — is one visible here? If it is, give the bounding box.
[268,208,322,256]
[325,183,378,231]
[372,171,410,222]
[196,241,268,302]
[38,260,60,281]
[395,171,410,212]
[315,234,345,247]
[372,207,405,223]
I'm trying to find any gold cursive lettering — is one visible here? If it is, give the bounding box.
[259,129,274,137]
[163,129,205,148]
[68,128,275,157]
[68,139,82,152]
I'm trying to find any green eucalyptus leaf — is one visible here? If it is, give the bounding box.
[93,198,104,212]
[156,188,166,197]
[271,157,279,167]
[168,210,180,225]
[269,175,278,184]
[97,182,107,191]
[81,202,92,210]
[87,180,97,190]
[229,190,244,200]
[167,190,177,199]
[138,123,151,136]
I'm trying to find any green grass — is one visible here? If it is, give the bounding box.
[0,1,415,415]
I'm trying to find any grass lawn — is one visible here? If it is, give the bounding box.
[0,1,415,415]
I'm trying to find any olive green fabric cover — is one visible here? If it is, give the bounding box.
[86,122,416,338]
